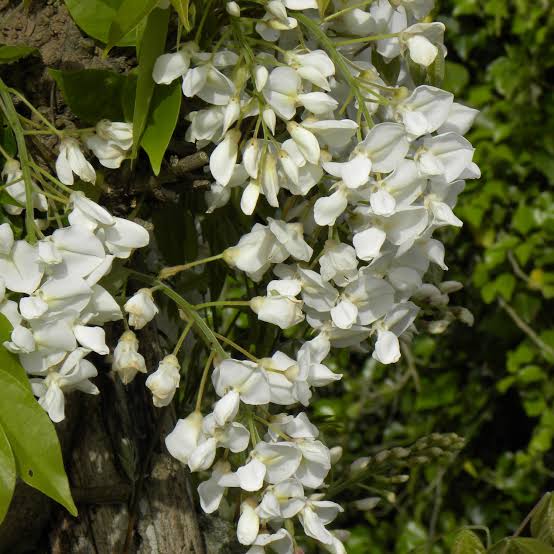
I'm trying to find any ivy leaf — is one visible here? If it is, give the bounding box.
[0,424,15,524]
[141,80,181,175]
[106,0,159,52]
[49,68,130,124]
[452,529,486,554]
[64,0,138,46]
[0,370,77,516]
[0,313,31,390]
[0,44,38,64]
[131,7,169,156]
[532,493,554,545]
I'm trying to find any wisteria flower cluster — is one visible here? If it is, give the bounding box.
[0,121,149,422]
[0,0,479,551]
[143,0,479,551]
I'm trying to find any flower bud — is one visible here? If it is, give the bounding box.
[226,1,240,16]
[453,306,474,326]
[262,107,276,135]
[253,65,269,92]
[350,457,370,473]
[4,325,35,354]
[439,280,463,294]
[124,288,159,329]
[237,499,260,545]
[146,354,181,407]
[353,497,380,511]
[330,446,343,464]
[406,35,438,67]
[165,411,203,465]
[427,319,451,334]
[112,330,147,384]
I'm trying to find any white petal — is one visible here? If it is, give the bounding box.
[153,51,190,84]
[407,35,438,67]
[370,189,396,216]
[238,503,259,545]
[314,189,348,227]
[188,437,217,472]
[214,390,240,426]
[352,227,386,261]
[210,130,240,186]
[331,299,358,329]
[287,122,320,164]
[373,329,400,364]
[236,459,266,491]
[73,325,109,355]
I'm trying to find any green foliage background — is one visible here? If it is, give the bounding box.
[332,1,554,551]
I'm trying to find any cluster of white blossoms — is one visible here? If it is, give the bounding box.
[0,0,478,550]
[0,120,149,422]
[149,0,479,551]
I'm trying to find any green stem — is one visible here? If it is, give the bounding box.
[0,81,37,243]
[158,253,224,280]
[29,162,73,196]
[126,269,227,359]
[324,0,375,21]
[194,300,251,311]
[8,87,61,135]
[334,32,401,47]
[195,352,215,412]
[213,332,259,362]
[195,0,214,44]
[295,13,373,128]
[173,320,194,356]
[0,142,12,160]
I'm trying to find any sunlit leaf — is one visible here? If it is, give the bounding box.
[141,80,181,175]
[131,7,169,156]
[0,370,77,516]
[106,0,159,51]
[64,0,137,46]
[0,424,15,524]
[0,44,38,64]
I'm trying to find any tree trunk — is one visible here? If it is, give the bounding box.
[0,2,239,552]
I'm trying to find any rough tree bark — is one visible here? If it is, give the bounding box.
[0,2,239,552]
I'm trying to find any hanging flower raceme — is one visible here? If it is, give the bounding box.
[149,0,480,549]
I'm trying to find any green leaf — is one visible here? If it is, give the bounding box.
[0,424,16,524]
[511,538,554,554]
[0,44,38,64]
[532,493,554,545]
[49,68,130,124]
[316,0,332,17]
[452,529,486,554]
[106,0,159,52]
[452,531,485,554]
[0,121,16,158]
[131,8,169,156]
[0,370,77,516]
[64,0,137,46]
[443,61,470,95]
[488,538,554,554]
[513,203,537,234]
[428,52,446,87]
[0,313,31,390]
[141,80,181,175]
[171,0,192,32]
